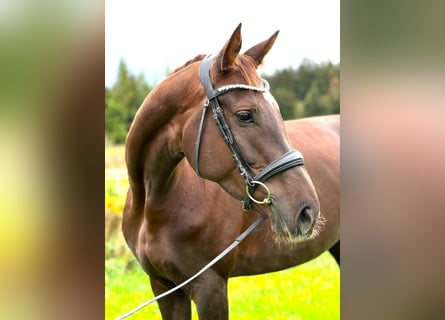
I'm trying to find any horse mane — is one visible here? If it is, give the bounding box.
[170,53,260,87]
[170,54,206,74]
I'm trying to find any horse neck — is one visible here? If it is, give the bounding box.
[125,66,202,206]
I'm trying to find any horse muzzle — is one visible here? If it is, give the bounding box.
[268,192,321,242]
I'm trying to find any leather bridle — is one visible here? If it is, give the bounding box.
[195,54,305,211]
[114,54,305,320]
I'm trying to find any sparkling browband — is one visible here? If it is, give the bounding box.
[215,79,270,95]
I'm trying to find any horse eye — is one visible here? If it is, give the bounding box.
[235,111,254,123]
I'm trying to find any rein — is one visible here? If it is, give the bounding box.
[196,54,305,211]
[114,216,266,320]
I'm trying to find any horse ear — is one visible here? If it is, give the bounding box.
[216,23,243,73]
[244,30,279,67]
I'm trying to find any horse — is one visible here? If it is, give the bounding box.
[122,23,339,320]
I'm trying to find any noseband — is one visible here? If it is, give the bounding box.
[195,54,305,211]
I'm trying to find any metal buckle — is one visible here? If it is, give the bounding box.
[245,180,271,205]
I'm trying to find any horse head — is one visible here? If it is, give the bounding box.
[179,24,322,242]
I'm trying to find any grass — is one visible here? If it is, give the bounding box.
[106,252,339,319]
[105,144,339,319]
[105,218,339,320]
[227,254,339,320]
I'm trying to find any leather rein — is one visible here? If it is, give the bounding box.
[195,54,305,211]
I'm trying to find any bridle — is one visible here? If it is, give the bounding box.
[195,54,305,211]
[114,54,307,320]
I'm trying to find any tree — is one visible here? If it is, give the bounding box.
[264,60,340,120]
[105,59,151,144]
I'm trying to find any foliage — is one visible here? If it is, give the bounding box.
[105,145,127,214]
[264,59,340,120]
[105,59,152,144]
[105,58,339,144]
[105,182,127,215]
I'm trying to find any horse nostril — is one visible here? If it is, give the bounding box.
[299,206,311,223]
[297,206,315,235]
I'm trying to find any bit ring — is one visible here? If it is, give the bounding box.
[246,180,271,205]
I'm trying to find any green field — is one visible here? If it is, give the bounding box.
[106,239,339,320]
[105,208,339,320]
[105,145,339,319]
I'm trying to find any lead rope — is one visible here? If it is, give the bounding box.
[114,216,266,320]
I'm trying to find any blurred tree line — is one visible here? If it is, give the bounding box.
[264,59,339,120]
[105,58,339,145]
[105,59,152,144]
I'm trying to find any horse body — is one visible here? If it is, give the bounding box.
[122,24,339,320]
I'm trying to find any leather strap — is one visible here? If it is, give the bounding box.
[196,54,305,211]
[242,150,304,211]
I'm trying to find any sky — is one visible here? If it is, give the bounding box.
[105,0,339,87]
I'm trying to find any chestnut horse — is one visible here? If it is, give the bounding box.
[122,24,339,319]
